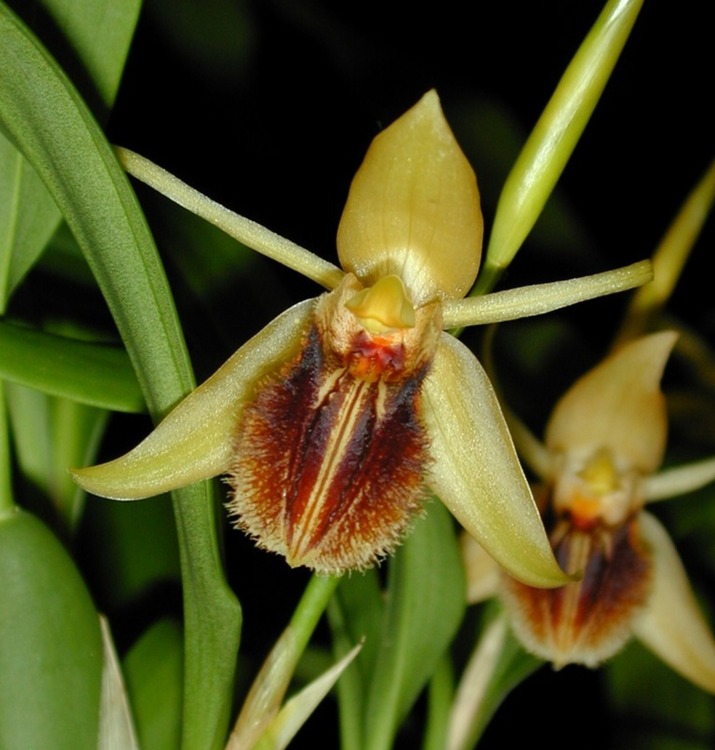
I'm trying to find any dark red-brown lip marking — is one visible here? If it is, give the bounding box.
[227,312,432,574]
[501,491,652,666]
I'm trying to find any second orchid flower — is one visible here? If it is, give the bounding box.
[463,332,715,692]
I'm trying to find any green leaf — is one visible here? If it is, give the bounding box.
[422,655,456,750]
[0,382,13,515]
[0,143,60,307]
[0,0,141,304]
[21,0,142,115]
[329,569,384,750]
[363,501,466,750]
[124,619,184,750]
[0,7,241,748]
[0,508,103,750]
[330,506,466,750]
[0,6,186,412]
[0,320,144,412]
[6,382,109,533]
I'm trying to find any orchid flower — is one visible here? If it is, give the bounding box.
[71,90,650,583]
[463,331,715,691]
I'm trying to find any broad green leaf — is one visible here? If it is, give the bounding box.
[0,320,144,412]
[0,509,103,750]
[363,501,466,750]
[0,7,241,749]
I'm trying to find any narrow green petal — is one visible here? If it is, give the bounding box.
[441,260,652,330]
[422,335,569,588]
[644,456,715,503]
[633,512,715,692]
[72,300,313,499]
[116,148,345,291]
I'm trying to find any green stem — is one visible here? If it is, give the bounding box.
[423,655,454,750]
[0,381,16,517]
[290,574,342,656]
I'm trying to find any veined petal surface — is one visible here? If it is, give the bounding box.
[423,334,568,588]
[72,301,314,499]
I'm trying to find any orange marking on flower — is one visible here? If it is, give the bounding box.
[347,332,406,383]
[570,493,603,530]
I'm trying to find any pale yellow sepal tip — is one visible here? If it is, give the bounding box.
[337,89,483,306]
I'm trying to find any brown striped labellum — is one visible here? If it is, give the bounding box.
[229,274,441,571]
[500,453,653,667]
[71,91,652,582]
